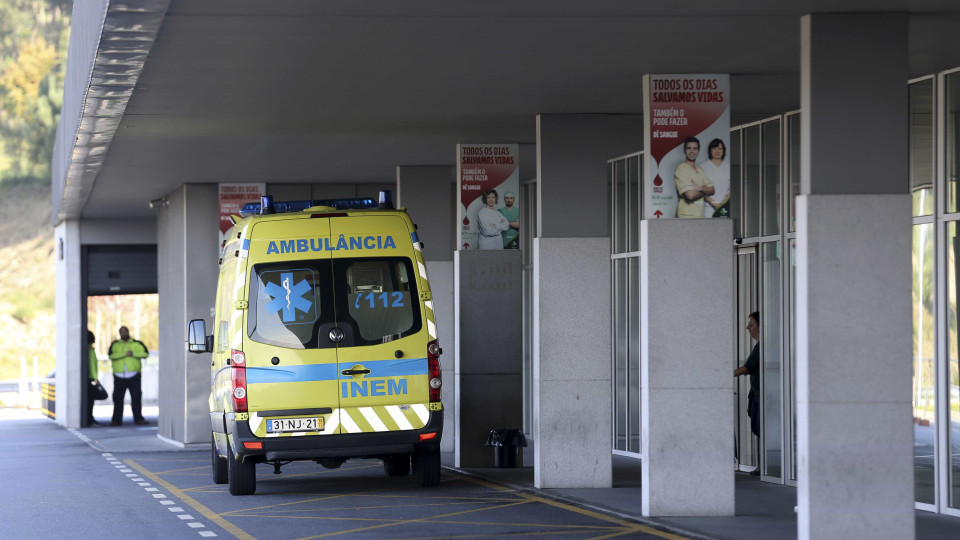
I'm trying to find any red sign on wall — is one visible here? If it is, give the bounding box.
[644,74,730,220]
[457,144,520,250]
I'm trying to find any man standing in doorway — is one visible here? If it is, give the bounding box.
[108,326,150,426]
[673,136,714,218]
[734,311,761,475]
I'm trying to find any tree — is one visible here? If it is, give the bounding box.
[0,0,72,185]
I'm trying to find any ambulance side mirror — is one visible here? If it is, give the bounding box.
[187,319,212,353]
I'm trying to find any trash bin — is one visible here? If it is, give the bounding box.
[485,429,527,468]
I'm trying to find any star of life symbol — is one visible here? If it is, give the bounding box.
[264,272,312,322]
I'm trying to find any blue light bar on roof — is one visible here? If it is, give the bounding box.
[239,197,378,215]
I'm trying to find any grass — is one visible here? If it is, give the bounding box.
[0,182,55,381]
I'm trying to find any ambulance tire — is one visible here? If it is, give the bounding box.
[227,440,256,495]
[413,447,440,487]
[212,434,227,484]
[383,454,410,477]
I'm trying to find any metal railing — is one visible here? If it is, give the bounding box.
[0,356,46,412]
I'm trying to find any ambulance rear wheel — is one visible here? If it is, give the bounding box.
[413,447,440,487]
[383,454,410,476]
[212,434,227,484]
[227,440,256,495]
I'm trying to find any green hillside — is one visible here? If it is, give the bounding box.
[0,182,55,382]
[0,0,72,389]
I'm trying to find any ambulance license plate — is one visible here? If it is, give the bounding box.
[267,417,323,433]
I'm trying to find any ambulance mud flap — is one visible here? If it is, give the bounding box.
[211,412,226,434]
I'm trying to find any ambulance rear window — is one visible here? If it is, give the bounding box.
[247,257,420,349]
[248,264,333,349]
[339,258,421,345]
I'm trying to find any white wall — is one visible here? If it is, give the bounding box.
[157,184,219,446]
[54,220,82,428]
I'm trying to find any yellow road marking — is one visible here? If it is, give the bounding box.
[221,488,393,516]
[398,520,618,531]
[228,499,524,514]
[150,465,209,475]
[297,499,534,539]
[127,458,688,540]
[126,459,256,540]
[411,531,610,539]
[460,476,690,540]
[226,510,621,532]
[130,456,205,462]
[184,463,382,494]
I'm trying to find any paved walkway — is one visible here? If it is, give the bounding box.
[450,455,960,540]
[3,407,959,539]
[0,409,675,539]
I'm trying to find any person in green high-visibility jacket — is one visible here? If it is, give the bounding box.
[87,330,102,425]
[108,326,150,426]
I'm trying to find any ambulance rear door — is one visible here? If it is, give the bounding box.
[330,215,431,435]
[242,217,341,438]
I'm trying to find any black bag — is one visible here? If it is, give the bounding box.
[90,379,108,400]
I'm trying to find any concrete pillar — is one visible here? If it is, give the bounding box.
[454,249,523,467]
[640,219,734,516]
[533,238,610,487]
[397,166,456,453]
[798,14,913,540]
[54,220,82,428]
[533,114,611,488]
[157,184,219,446]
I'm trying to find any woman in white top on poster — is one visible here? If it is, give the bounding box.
[702,138,731,218]
[477,189,510,249]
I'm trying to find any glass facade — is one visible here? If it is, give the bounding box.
[947,74,960,215]
[735,249,758,470]
[762,121,781,236]
[907,70,960,513]
[742,125,761,238]
[761,241,782,480]
[602,68,960,515]
[521,180,537,436]
[787,116,800,233]
[609,153,642,455]
[947,71,960,512]
[911,79,934,217]
[730,130,742,238]
[730,115,792,482]
[914,223,935,504]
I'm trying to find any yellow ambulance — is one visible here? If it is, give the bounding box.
[187,194,443,495]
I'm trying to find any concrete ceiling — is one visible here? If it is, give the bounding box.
[69,0,960,219]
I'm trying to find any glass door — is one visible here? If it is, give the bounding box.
[610,153,642,457]
[735,246,758,471]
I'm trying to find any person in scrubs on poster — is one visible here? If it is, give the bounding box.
[477,189,510,249]
[499,191,520,249]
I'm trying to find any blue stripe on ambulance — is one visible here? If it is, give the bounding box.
[246,358,426,384]
[246,364,338,384]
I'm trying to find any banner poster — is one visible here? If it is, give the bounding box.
[457,144,520,250]
[219,183,265,245]
[643,74,730,219]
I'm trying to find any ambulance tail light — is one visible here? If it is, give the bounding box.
[230,349,246,366]
[427,340,441,403]
[231,353,248,413]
